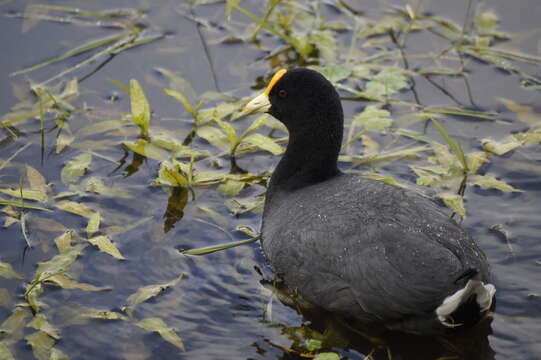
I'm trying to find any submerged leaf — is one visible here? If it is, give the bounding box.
[0,307,31,342]
[0,262,23,279]
[54,230,73,253]
[60,153,92,185]
[47,273,111,291]
[125,273,183,315]
[469,175,522,192]
[0,188,47,203]
[28,314,60,340]
[26,331,55,360]
[26,166,47,191]
[86,212,100,238]
[136,317,185,352]
[55,200,95,218]
[0,343,15,360]
[88,235,125,260]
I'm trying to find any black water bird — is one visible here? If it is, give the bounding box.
[244,68,495,335]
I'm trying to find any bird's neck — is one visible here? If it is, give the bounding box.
[267,122,343,195]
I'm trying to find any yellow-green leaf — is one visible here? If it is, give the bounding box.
[439,192,466,218]
[55,200,95,218]
[26,331,55,360]
[218,179,245,196]
[136,317,185,352]
[28,314,60,340]
[56,132,75,154]
[86,212,100,238]
[88,235,125,260]
[0,188,47,203]
[157,161,189,187]
[47,273,111,292]
[124,139,169,161]
[470,175,522,192]
[130,79,151,136]
[54,230,73,253]
[214,118,237,148]
[125,273,183,315]
[164,88,196,119]
[60,153,92,185]
[0,307,31,343]
[0,262,23,279]
[243,133,283,155]
[0,343,15,360]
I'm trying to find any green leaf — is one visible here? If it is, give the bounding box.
[315,353,341,360]
[49,348,69,360]
[0,189,47,203]
[218,180,245,196]
[481,135,523,156]
[309,65,352,84]
[180,235,261,255]
[155,67,197,104]
[353,105,393,131]
[47,273,111,292]
[76,119,130,138]
[81,177,133,199]
[214,118,238,150]
[125,273,183,316]
[130,79,151,136]
[80,309,127,321]
[26,331,55,360]
[55,131,75,154]
[157,161,189,187]
[306,338,323,352]
[469,175,522,192]
[86,211,100,238]
[243,133,283,155]
[0,307,31,343]
[164,88,197,120]
[196,125,230,151]
[54,231,73,253]
[310,30,337,63]
[439,192,466,218]
[430,118,467,170]
[136,317,185,352]
[365,69,408,97]
[0,343,15,360]
[0,262,23,279]
[36,244,87,276]
[28,314,60,340]
[55,200,95,218]
[88,235,125,260]
[124,139,170,161]
[60,153,92,185]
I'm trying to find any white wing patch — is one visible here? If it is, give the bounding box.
[435,280,496,327]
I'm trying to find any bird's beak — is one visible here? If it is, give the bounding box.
[242,69,287,116]
[243,92,271,115]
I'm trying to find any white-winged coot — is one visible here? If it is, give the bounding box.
[244,68,496,335]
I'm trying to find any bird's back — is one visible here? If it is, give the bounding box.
[261,173,490,333]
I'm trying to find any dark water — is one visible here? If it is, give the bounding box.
[1,0,540,359]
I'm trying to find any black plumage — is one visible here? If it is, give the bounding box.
[245,68,495,335]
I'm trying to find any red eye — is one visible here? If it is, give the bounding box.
[278,89,288,98]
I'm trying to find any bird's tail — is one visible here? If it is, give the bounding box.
[436,279,496,328]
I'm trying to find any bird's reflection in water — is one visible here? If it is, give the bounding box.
[259,278,495,360]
